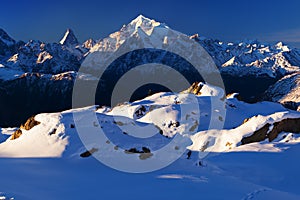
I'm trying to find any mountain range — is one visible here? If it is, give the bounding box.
[0,15,300,126]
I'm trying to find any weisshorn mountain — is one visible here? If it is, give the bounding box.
[1,15,300,199]
[0,15,299,127]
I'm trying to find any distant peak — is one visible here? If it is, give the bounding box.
[59,28,79,46]
[132,14,152,23]
[131,15,167,28]
[119,15,169,36]
[275,41,290,52]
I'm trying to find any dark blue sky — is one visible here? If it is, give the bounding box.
[1,0,300,47]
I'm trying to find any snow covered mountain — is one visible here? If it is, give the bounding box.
[264,72,300,111]
[198,38,300,78]
[0,15,300,127]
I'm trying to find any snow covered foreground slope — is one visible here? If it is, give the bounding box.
[1,83,300,199]
[1,82,299,158]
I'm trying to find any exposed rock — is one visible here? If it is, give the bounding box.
[187,150,192,159]
[113,121,125,126]
[155,125,164,136]
[10,129,22,140]
[185,82,203,95]
[142,147,151,153]
[124,148,143,154]
[268,118,300,141]
[10,115,40,140]
[20,116,40,130]
[226,93,243,101]
[241,118,300,145]
[80,148,98,158]
[49,128,57,136]
[241,124,270,145]
[134,105,146,118]
[189,34,200,42]
[242,117,252,124]
[167,121,180,128]
[139,152,153,160]
[189,120,199,132]
[124,147,153,160]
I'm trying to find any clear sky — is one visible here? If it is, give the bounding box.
[1,0,300,47]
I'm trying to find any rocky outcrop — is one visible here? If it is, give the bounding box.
[241,118,300,145]
[241,124,270,144]
[185,82,203,95]
[226,93,243,101]
[10,116,41,140]
[10,129,22,140]
[124,147,153,160]
[80,148,98,158]
[20,116,40,130]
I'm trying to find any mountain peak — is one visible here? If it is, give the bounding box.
[127,15,169,34]
[275,41,290,52]
[131,14,152,23]
[59,28,79,46]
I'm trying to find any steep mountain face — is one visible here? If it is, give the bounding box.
[264,72,300,111]
[59,29,79,46]
[0,15,299,126]
[6,40,81,74]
